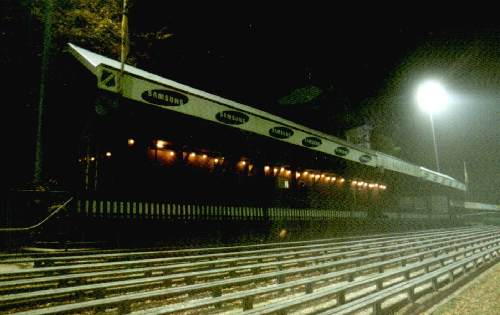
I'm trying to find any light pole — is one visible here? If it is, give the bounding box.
[428,112,440,172]
[416,80,449,173]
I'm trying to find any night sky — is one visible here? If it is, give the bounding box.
[3,3,499,203]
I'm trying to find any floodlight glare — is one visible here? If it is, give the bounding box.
[416,80,449,114]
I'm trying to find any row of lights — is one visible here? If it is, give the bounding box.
[155,139,256,168]
[154,139,222,163]
[351,180,387,190]
[139,138,224,164]
[78,152,112,162]
[188,151,223,165]
[263,166,346,184]
[135,138,386,190]
[160,149,224,165]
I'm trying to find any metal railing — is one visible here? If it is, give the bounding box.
[0,197,73,233]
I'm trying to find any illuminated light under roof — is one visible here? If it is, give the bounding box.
[127,138,135,146]
[156,140,166,149]
[214,158,219,163]
[169,151,175,157]
[264,166,270,171]
[105,152,112,157]
[189,152,196,157]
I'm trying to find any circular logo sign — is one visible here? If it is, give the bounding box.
[302,137,322,147]
[215,111,250,125]
[269,126,294,139]
[141,89,188,106]
[334,146,350,156]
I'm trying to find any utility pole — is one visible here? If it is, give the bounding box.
[118,0,129,95]
[34,0,54,184]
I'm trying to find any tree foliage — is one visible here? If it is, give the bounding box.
[29,0,172,64]
[32,0,123,59]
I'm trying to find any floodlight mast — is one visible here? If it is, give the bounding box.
[416,80,449,173]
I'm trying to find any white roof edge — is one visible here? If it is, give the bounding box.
[67,43,369,153]
[420,166,460,181]
[68,43,100,75]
